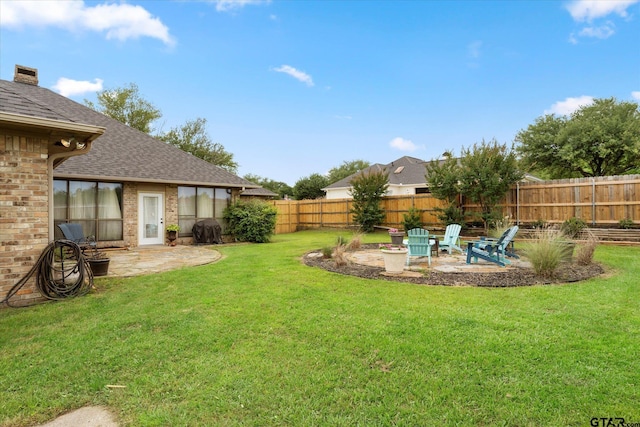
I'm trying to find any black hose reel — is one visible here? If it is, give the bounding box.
[2,240,94,307]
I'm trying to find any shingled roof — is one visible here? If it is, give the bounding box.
[240,187,279,198]
[325,156,430,189]
[0,78,256,189]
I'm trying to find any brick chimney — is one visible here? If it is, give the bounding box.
[14,65,38,85]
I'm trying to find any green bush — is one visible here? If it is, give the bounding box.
[531,219,547,229]
[619,218,634,229]
[435,203,466,227]
[561,217,587,239]
[223,199,277,243]
[321,246,333,258]
[402,207,422,231]
[349,170,388,232]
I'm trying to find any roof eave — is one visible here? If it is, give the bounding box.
[0,111,105,139]
[51,172,260,188]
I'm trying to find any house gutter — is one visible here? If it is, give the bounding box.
[0,112,106,136]
[51,173,260,189]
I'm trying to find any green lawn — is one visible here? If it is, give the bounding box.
[1,230,639,426]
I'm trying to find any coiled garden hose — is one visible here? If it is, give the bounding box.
[1,240,94,307]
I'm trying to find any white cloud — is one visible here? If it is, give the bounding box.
[52,77,103,97]
[632,91,640,100]
[211,0,271,12]
[273,65,314,87]
[565,0,637,42]
[0,1,174,46]
[578,21,616,39]
[566,0,638,22]
[389,137,419,152]
[568,33,579,44]
[544,96,594,116]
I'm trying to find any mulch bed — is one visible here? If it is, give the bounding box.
[302,244,604,287]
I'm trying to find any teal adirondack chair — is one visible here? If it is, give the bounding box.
[406,228,435,266]
[466,225,519,267]
[476,225,520,261]
[438,224,463,254]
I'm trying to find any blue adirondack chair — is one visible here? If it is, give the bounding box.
[476,225,520,260]
[438,224,463,254]
[466,226,519,267]
[406,228,435,266]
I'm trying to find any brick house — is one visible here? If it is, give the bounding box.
[1,65,257,305]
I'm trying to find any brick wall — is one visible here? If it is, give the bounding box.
[122,182,138,247]
[0,132,50,306]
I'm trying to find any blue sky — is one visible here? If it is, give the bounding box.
[1,0,639,186]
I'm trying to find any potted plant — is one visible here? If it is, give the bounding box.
[379,243,408,273]
[388,228,405,245]
[166,224,180,246]
[85,244,110,277]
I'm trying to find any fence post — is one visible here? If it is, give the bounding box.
[516,182,520,225]
[592,177,596,226]
[346,199,350,228]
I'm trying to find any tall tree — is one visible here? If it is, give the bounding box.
[159,118,238,174]
[516,97,640,178]
[85,83,161,134]
[458,140,523,229]
[293,173,328,200]
[425,151,465,225]
[349,170,389,232]
[243,174,294,199]
[425,151,460,204]
[327,159,371,184]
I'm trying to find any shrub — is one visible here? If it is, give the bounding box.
[223,199,277,243]
[575,230,598,265]
[524,227,565,278]
[561,217,587,239]
[434,203,466,227]
[531,219,547,229]
[402,207,422,231]
[335,235,348,246]
[332,244,347,266]
[347,232,364,250]
[488,216,513,239]
[349,170,389,232]
[619,218,634,229]
[321,246,333,258]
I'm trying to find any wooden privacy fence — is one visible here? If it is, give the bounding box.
[270,174,640,234]
[271,195,450,233]
[506,174,640,226]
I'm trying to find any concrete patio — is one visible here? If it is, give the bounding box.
[101,244,222,277]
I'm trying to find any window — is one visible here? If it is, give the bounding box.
[54,180,123,241]
[415,187,431,194]
[178,187,231,236]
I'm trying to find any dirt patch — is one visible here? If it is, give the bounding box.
[303,244,604,287]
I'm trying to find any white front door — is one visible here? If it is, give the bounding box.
[138,192,164,245]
